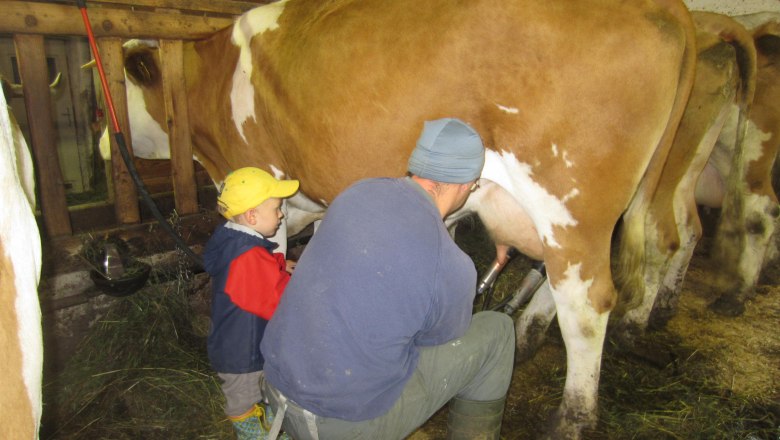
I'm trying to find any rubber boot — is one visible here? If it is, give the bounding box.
[446,396,506,440]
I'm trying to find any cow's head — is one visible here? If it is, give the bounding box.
[98,40,170,161]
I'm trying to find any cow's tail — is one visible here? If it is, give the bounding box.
[613,0,697,312]
[708,14,763,271]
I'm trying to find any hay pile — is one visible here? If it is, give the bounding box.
[41,275,231,439]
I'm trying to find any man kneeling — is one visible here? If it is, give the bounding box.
[261,118,515,439]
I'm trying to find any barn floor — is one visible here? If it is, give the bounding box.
[39,217,780,439]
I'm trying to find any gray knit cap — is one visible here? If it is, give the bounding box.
[407,118,485,183]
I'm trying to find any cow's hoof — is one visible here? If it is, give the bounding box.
[708,295,745,316]
[647,306,676,330]
[515,339,542,364]
[540,405,595,440]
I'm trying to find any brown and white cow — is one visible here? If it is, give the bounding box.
[106,0,696,437]
[509,11,778,337]
[0,84,43,438]
[690,12,780,316]
[615,11,757,334]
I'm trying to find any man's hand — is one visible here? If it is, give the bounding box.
[286,260,297,274]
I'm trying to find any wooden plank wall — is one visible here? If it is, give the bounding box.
[1,0,271,237]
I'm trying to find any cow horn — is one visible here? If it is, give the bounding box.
[49,72,62,89]
[81,59,96,69]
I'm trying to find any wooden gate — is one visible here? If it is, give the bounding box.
[0,0,270,237]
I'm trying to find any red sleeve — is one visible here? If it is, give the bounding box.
[224,247,291,320]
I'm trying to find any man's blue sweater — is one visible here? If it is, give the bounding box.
[262,178,476,421]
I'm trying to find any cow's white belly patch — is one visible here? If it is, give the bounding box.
[126,79,170,159]
[482,149,579,248]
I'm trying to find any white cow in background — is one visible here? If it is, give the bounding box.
[0,88,43,437]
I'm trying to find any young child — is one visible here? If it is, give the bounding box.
[203,167,298,439]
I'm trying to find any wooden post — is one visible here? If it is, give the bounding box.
[96,37,141,224]
[160,39,198,215]
[14,34,72,237]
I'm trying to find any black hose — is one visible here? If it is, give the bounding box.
[481,283,494,311]
[113,133,204,269]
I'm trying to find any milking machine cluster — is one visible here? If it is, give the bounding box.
[476,247,547,315]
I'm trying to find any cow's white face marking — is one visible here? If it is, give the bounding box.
[230,1,289,143]
[482,149,578,248]
[126,78,170,159]
[98,77,170,161]
[495,103,519,114]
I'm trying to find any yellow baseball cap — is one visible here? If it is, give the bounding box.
[217,167,299,219]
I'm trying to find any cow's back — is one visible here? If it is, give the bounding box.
[186,0,693,208]
[168,1,697,437]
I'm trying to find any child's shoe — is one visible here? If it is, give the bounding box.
[229,403,291,440]
[229,404,266,440]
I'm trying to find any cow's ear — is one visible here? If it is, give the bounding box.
[124,49,160,87]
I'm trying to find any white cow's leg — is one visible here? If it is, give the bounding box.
[515,280,556,362]
[546,263,610,440]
